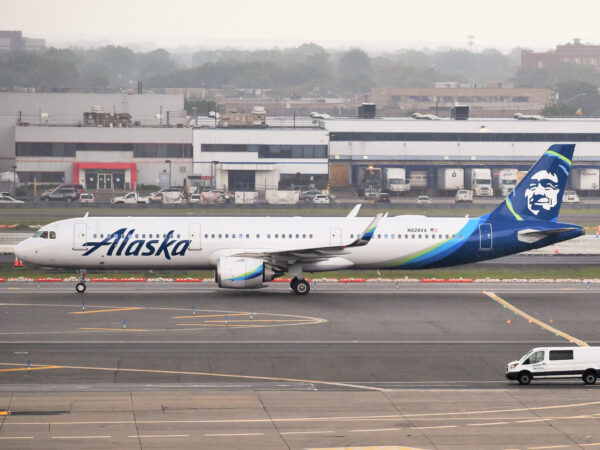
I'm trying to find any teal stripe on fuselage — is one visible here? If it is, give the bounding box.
[385,218,481,269]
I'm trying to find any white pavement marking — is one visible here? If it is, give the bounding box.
[0,436,34,439]
[51,435,111,439]
[280,430,336,435]
[413,425,457,430]
[467,421,510,427]
[129,434,189,438]
[205,432,264,437]
[350,428,401,432]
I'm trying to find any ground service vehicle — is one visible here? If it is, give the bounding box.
[111,192,151,204]
[374,192,391,203]
[385,168,410,194]
[506,347,600,385]
[437,168,464,192]
[313,194,330,204]
[0,194,24,204]
[455,189,473,203]
[466,168,493,196]
[41,187,79,202]
[493,169,518,196]
[15,144,584,296]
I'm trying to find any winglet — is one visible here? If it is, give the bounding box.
[348,213,382,247]
[347,204,362,218]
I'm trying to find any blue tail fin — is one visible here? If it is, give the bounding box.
[489,144,574,222]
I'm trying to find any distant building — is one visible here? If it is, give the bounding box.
[370,86,554,118]
[521,39,600,70]
[0,30,45,52]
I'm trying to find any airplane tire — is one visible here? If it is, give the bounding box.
[75,282,86,294]
[293,279,310,296]
[290,277,299,290]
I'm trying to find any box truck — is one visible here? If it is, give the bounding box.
[437,168,464,191]
[466,168,493,196]
[493,168,518,196]
[384,168,410,194]
[570,168,600,191]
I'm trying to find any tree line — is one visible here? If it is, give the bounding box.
[1,43,599,115]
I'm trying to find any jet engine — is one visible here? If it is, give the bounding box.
[215,256,281,289]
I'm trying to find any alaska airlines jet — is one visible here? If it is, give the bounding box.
[14,144,583,295]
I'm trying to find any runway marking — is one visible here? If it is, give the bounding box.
[413,425,457,430]
[280,430,336,435]
[176,323,268,328]
[70,307,143,315]
[483,291,589,347]
[528,446,570,450]
[581,444,600,447]
[0,362,383,392]
[0,365,60,372]
[51,435,111,439]
[467,421,510,427]
[350,428,401,432]
[173,313,250,319]
[0,437,33,440]
[78,328,150,332]
[204,319,310,323]
[129,434,189,438]
[205,432,264,437]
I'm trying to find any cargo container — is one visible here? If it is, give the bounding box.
[436,168,464,191]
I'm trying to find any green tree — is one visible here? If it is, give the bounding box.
[541,102,577,117]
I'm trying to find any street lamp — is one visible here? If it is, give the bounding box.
[12,165,17,196]
[165,160,172,187]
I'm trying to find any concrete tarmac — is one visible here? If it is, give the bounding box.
[1,282,600,449]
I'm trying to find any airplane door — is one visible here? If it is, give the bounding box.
[479,223,492,250]
[73,223,87,250]
[189,224,202,250]
[330,228,342,246]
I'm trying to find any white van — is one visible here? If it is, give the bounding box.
[506,347,600,385]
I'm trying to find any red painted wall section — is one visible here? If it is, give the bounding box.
[73,162,137,189]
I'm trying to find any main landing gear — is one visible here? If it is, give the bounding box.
[75,269,87,294]
[290,277,310,295]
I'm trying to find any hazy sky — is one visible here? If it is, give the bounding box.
[2,0,599,51]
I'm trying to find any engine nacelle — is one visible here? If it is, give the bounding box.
[215,256,280,289]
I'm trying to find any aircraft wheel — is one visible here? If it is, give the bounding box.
[293,279,310,296]
[75,282,86,294]
[290,277,299,290]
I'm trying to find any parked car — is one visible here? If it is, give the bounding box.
[455,189,474,203]
[41,187,79,202]
[312,193,330,204]
[0,194,24,204]
[189,193,202,204]
[563,190,580,203]
[374,192,391,203]
[416,195,432,205]
[363,188,379,200]
[43,184,85,194]
[300,190,321,202]
[79,193,95,203]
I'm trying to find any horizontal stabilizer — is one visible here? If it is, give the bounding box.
[517,227,581,243]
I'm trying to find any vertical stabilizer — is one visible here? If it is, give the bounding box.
[489,144,574,222]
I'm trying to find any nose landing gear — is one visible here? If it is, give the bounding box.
[76,269,87,294]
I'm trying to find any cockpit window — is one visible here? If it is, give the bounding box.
[49,231,56,239]
[40,231,48,239]
[33,231,42,238]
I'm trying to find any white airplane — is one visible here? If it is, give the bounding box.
[15,145,583,295]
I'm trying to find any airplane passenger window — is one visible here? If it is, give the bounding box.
[49,231,56,239]
[439,234,442,239]
[204,234,208,238]
[384,234,388,239]
[446,234,449,238]
[459,235,463,239]
[405,234,409,239]
[246,234,249,238]
[267,234,271,238]
[240,234,243,238]
[256,234,260,238]
[225,234,229,238]
[452,235,456,238]
[275,234,279,238]
[100,234,104,238]
[40,231,48,239]
[143,234,146,238]
[211,234,215,238]
[282,234,285,239]
[232,234,235,239]
[303,234,306,238]
[218,234,222,238]
[377,234,381,239]
[289,234,292,238]
[391,234,394,239]
[425,234,428,239]
[93,234,97,238]
[177,234,180,238]
[350,234,354,239]
[296,234,299,238]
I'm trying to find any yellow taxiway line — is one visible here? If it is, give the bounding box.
[0,366,61,372]
[77,328,149,332]
[173,313,249,319]
[70,307,143,315]
[483,291,588,347]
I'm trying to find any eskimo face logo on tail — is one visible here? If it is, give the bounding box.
[524,170,560,215]
[82,228,190,259]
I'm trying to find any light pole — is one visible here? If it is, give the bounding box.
[165,160,172,187]
[12,165,17,196]
[211,160,218,189]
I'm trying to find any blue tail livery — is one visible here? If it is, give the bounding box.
[489,144,574,222]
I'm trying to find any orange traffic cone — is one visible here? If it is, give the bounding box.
[14,257,19,267]
[19,259,23,267]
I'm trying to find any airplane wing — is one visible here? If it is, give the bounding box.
[517,227,581,243]
[233,213,382,270]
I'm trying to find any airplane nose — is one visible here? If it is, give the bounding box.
[14,239,29,262]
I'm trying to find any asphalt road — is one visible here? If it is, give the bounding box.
[1,282,599,449]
